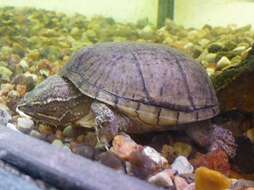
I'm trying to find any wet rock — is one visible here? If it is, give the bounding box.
[0,105,11,126]
[195,167,231,190]
[191,150,230,175]
[17,117,34,133]
[148,169,175,188]
[174,176,189,190]
[96,151,125,172]
[111,134,143,160]
[71,144,95,159]
[171,156,194,174]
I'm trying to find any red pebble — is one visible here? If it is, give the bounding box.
[191,150,231,175]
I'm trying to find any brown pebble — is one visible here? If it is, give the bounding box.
[38,124,54,135]
[16,84,27,96]
[55,129,64,140]
[111,134,143,160]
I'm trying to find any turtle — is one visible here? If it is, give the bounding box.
[16,42,237,157]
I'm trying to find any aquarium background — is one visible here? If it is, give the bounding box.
[1,0,254,27]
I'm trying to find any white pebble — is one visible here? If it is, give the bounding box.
[17,117,34,133]
[171,156,194,174]
[143,146,168,165]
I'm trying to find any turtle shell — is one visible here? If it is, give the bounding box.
[60,42,219,129]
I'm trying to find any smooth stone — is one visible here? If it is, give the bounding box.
[19,59,29,70]
[217,56,231,69]
[195,167,231,190]
[17,117,34,134]
[63,125,74,138]
[51,139,64,148]
[173,142,192,158]
[96,151,125,172]
[205,53,217,64]
[0,66,13,81]
[143,146,168,166]
[183,183,195,190]
[148,169,175,188]
[29,130,44,139]
[174,176,189,190]
[171,156,194,174]
[233,46,246,54]
[0,106,11,126]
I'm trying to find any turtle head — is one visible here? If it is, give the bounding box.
[17,75,90,126]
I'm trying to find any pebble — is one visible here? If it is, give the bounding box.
[19,59,29,70]
[195,167,231,190]
[206,67,216,76]
[246,128,254,143]
[96,151,125,172]
[51,139,64,148]
[29,130,44,139]
[0,83,14,95]
[183,183,195,190]
[111,134,143,160]
[63,125,74,138]
[205,53,217,64]
[17,117,34,134]
[173,142,192,158]
[216,56,231,69]
[71,144,95,159]
[174,176,189,190]
[0,106,11,126]
[38,124,53,135]
[191,150,230,175]
[0,66,13,81]
[233,46,247,54]
[142,146,168,167]
[171,156,194,174]
[161,144,174,163]
[148,169,175,188]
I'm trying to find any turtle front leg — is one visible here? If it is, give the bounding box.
[186,121,237,158]
[91,101,130,148]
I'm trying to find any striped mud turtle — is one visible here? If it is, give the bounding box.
[17,42,236,157]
